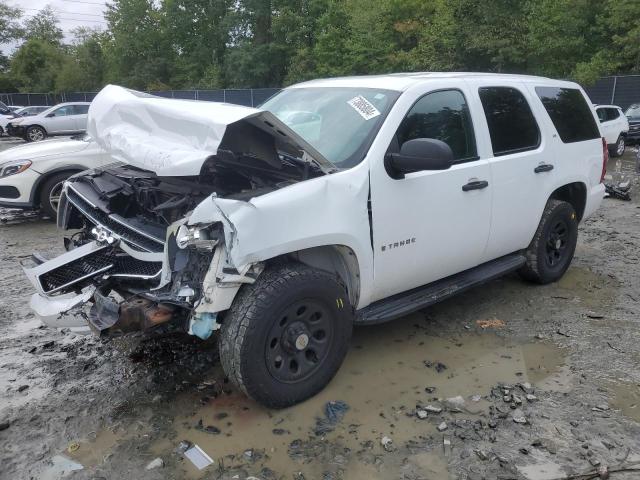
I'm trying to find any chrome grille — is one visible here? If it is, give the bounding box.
[65,185,165,253]
[39,248,162,294]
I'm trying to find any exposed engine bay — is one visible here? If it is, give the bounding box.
[24,115,327,337]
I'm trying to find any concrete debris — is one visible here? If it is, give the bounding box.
[437,421,448,432]
[445,396,465,411]
[526,394,537,402]
[416,409,428,419]
[512,409,528,424]
[424,405,443,414]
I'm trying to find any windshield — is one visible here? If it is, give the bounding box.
[625,104,640,120]
[262,87,400,168]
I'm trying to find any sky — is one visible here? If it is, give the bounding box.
[6,0,108,50]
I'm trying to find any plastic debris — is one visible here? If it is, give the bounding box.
[314,400,350,436]
[41,455,83,479]
[145,458,164,470]
[184,444,214,470]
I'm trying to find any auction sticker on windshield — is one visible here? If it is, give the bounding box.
[348,95,381,120]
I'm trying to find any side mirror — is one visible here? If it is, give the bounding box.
[385,138,454,179]
[46,113,55,118]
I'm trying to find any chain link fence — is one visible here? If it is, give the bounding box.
[2,76,639,111]
[0,88,281,108]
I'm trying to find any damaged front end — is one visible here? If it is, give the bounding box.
[23,86,332,338]
[23,154,308,337]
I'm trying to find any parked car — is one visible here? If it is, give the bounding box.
[7,105,23,112]
[6,102,91,142]
[0,106,50,136]
[15,106,50,117]
[25,76,605,408]
[0,134,110,217]
[625,103,640,145]
[595,104,629,157]
[0,100,14,136]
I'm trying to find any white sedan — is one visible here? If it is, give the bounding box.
[0,134,112,217]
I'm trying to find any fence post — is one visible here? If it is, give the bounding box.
[251,89,255,107]
[611,76,618,105]
[223,89,226,103]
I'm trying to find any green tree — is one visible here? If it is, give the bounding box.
[23,5,63,44]
[104,0,174,89]
[56,29,107,91]
[10,38,63,92]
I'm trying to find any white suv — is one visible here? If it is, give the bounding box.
[7,102,91,142]
[595,104,629,157]
[24,76,606,407]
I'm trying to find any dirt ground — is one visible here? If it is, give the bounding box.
[1,136,640,480]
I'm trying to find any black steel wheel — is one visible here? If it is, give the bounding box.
[219,263,353,408]
[265,298,333,384]
[519,199,578,284]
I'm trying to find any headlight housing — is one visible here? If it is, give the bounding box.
[9,118,23,125]
[176,224,218,250]
[0,160,32,178]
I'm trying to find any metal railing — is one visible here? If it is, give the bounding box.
[0,88,281,108]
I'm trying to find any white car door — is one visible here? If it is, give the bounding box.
[369,81,493,302]
[466,80,557,262]
[44,105,77,134]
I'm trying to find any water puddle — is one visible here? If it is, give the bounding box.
[608,381,640,422]
[51,314,566,478]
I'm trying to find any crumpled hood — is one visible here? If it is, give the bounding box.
[87,85,334,177]
[0,137,89,163]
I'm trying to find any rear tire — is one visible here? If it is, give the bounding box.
[39,172,71,219]
[610,135,625,157]
[219,263,353,408]
[26,125,46,142]
[518,199,578,284]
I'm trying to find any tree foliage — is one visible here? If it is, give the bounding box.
[2,0,640,93]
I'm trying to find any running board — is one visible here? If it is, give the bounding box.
[357,253,526,325]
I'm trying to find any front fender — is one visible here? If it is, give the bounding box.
[188,163,375,308]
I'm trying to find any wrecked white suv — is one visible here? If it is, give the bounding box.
[24,76,606,408]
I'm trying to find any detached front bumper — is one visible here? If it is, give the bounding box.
[6,124,26,137]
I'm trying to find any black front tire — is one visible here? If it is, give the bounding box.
[39,172,71,219]
[219,263,353,408]
[518,199,578,284]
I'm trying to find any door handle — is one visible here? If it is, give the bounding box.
[534,163,554,173]
[462,180,489,191]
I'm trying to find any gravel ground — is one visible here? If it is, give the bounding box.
[1,137,640,480]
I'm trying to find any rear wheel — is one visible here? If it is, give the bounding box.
[39,172,72,219]
[26,126,46,142]
[610,135,625,157]
[518,199,578,284]
[219,263,353,408]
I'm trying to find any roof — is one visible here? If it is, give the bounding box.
[290,72,575,91]
[594,104,622,109]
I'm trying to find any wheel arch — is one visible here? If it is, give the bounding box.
[549,181,587,222]
[25,124,48,134]
[29,166,86,206]
[277,245,362,308]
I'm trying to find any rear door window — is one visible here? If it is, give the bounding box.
[73,105,90,115]
[478,87,540,156]
[535,87,600,143]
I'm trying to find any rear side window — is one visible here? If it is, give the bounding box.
[395,89,478,162]
[606,108,620,121]
[73,105,90,115]
[478,87,540,156]
[535,87,600,143]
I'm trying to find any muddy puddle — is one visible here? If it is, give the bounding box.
[608,381,640,422]
[55,314,566,479]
